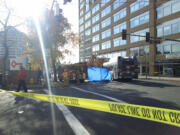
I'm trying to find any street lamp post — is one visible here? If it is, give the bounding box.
[145,46,148,79]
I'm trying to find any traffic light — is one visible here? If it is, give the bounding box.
[146,32,150,42]
[122,29,127,40]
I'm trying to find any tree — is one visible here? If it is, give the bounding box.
[27,6,78,82]
[0,0,24,88]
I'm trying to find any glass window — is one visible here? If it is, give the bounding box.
[101,17,111,28]
[92,34,99,42]
[80,2,84,10]
[145,46,149,54]
[130,18,139,28]
[139,32,146,41]
[113,37,126,47]
[172,44,180,53]
[139,47,145,56]
[121,51,126,57]
[140,13,149,25]
[101,6,111,18]
[113,22,126,35]
[163,44,171,54]
[157,8,163,19]
[101,0,110,7]
[79,17,84,25]
[172,23,179,34]
[85,29,91,36]
[163,6,171,16]
[130,35,139,43]
[84,38,92,45]
[80,10,84,16]
[92,14,99,24]
[130,47,139,56]
[164,25,171,36]
[80,25,84,32]
[113,0,126,10]
[85,11,91,20]
[102,40,111,50]
[157,1,180,19]
[80,33,84,40]
[130,12,149,28]
[140,1,145,8]
[101,29,111,39]
[130,28,149,43]
[92,4,100,14]
[130,3,139,13]
[113,8,126,22]
[172,2,180,13]
[157,27,163,37]
[157,45,163,54]
[84,47,91,53]
[130,0,149,13]
[85,20,91,29]
[86,0,89,11]
[156,17,180,37]
[92,24,99,33]
[92,44,100,52]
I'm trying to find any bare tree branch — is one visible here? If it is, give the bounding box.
[4,0,10,12]
[7,22,25,30]
[5,11,11,27]
[0,20,4,26]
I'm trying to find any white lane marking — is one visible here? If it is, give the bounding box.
[72,86,128,104]
[45,90,90,135]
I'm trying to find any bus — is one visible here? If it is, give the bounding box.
[103,56,138,81]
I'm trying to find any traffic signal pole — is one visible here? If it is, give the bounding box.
[122,33,180,43]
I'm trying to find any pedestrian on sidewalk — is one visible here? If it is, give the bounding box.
[16,65,28,92]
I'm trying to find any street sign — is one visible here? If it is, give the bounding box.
[10,57,26,70]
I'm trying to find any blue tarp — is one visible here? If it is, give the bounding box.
[88,67,111,82]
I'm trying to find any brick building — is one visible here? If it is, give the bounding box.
[78,0,180,76]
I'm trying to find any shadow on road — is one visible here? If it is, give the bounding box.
[118,79,178,88]
[68,101,180,135]
[79,83,180,110]
[0,93,75,135]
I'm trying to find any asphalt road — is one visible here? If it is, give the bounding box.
[0,79,180,135]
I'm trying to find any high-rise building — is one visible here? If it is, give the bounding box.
[79,0,180,76]
[0,26,26,71]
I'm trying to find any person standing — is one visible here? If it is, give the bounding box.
[37,68,42,84]
[16,65,28,92]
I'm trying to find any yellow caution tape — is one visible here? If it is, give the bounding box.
[0,89,180,127]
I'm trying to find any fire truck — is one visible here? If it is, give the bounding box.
[103,56,139,81]
[58,62,87,83]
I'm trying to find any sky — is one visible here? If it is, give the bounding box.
[59,0,79,63]
[60,0,79,33]
[2,0,79,33]
[0,0,79,63]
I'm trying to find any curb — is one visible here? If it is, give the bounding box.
[139,77,180,82]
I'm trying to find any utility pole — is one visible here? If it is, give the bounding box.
[145,32,150,79]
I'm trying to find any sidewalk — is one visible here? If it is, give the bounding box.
[139,75,180,82]
[0,82,64,90]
